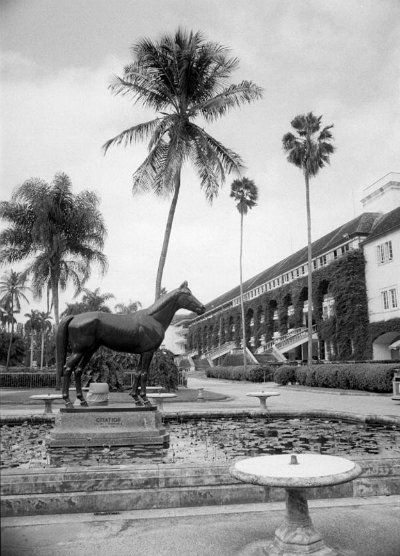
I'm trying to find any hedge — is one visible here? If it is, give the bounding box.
[273,363,399,393]
[206,365,275,382]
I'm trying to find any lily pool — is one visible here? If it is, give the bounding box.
[1,416,399,469]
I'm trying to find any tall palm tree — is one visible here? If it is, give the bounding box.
[0,270,31,369]
[104,29,263,300]
[230,177,258,373]
[0,173,108,326]
[282,112,335,364]
[115,299,142,314]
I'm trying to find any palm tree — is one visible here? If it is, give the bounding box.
[80,288,115,312]
[230,177,258,373]
[282,112,335,365]
[104,29,263,300]
[24,309,42,369]
[0,270,31,369]
[115,300,142,314]
[0,173,108,328]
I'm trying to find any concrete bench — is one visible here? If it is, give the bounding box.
[147,393,177,411]
[246,391,280,409]
[30,394,63,414]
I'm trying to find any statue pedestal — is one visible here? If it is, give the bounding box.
[49,406,169,448]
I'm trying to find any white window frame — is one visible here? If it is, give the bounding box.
[381,287,398,310]
[377,241,393,265]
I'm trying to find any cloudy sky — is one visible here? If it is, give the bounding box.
[1,0,399,318]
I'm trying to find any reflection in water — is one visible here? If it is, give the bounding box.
[1,417,399,469]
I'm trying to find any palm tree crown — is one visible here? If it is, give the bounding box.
[282,112,334,177]
[230,177,258,214]
[0,173,108,324]
[104,29,263,299]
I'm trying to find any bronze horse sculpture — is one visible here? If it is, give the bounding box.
[56,282,205,408]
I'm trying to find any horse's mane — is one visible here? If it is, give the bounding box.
[146,288,180,316]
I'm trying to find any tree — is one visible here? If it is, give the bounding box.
[24,309,42,369]
[115,299,142,314]
[104,29,263,300]
[61,288,115,317]
[230,177,258,373]
[80,288,115,312]
[282,112,335,364]
[37,311,53,369]
[0,270,31,369]
[0,173,108,327]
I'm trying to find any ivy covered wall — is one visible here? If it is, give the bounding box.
[188,250,373,361]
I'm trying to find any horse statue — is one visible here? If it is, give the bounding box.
[56,281,205,408]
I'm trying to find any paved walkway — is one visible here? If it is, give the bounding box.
[1,375,398,420]
[2,496,400,556]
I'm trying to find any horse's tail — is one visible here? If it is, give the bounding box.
[56,316,74,382]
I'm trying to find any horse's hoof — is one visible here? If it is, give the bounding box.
[130,394,144,406]
[64,400,74,409]
[140,396,152,407]
[80,400,89,407]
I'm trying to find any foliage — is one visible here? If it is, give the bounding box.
[148,348,179,391]
[61,288,115,317]
[104,29,262,300]
[83,347,179,391]
[206,364,274,382]
[0,332,26,366]
[0,173,107,324]
[273,365,296,385]
[273,363,398,393]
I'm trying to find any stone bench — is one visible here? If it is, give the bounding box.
[246,391,280,409]
[147,393,177,411]
[30,394,63,414]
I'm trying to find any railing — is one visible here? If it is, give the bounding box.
[200,341,237,360]
[260,325,317,353]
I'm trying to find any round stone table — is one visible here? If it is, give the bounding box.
[147,393,177,411]
[246,391,280,409]
[230,454,362,555]
[30,394,63,414]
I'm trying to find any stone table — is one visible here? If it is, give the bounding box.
[29,394,63,414]
[230,453,362,555]
[246,391,280,409]
[147,393,177,411]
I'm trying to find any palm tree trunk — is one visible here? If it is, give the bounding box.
[305,170,313,367]
[239,211,247,374]
[155,171,181,301]
[30,332,34,369]
[51,274,61,389]
[40,331,45,370]
[6,298,14,370]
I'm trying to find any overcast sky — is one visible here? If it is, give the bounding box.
[1,0,399,318]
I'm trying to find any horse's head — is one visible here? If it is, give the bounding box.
[177,281,206,315]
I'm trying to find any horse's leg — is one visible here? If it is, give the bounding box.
[139,351,154,407]
[129,355,144,406]
[62,352,84,408]
[75,350,95,407]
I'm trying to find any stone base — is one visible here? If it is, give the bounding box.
[49,406,169,447]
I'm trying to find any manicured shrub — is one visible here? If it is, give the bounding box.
[273,366,296,385]
[148,348,179,391]
[290,363,398,393]
[247,365,275,382]
[206,365,270,382]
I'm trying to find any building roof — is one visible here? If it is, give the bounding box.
[198,212,380,314]
[362,206,400,243]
